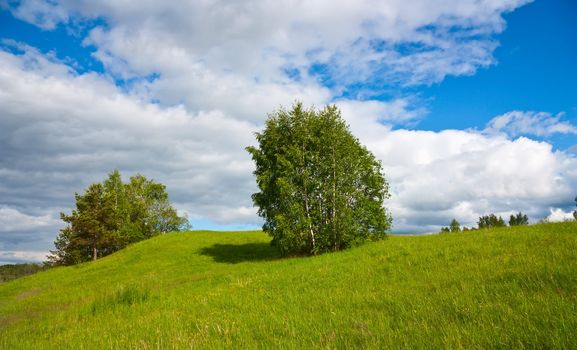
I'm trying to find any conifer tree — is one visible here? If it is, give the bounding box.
[48,171,189,265]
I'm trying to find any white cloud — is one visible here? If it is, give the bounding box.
[485,110,577,137]
[0,47,261,229]
[546,208,575,223]
[4,0,531,99]
[0,207,57,233]
[0,250,48,264]
[2,0,68,30]
[361,129,577,232]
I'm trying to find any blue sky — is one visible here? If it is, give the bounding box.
[0,0,576,263]
[421,0,577,146]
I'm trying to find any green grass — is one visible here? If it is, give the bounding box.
[1,222,576,349]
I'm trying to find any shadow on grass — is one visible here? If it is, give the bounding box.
[199,242,281,264]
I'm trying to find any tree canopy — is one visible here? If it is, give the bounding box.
[48,170,189,265]
[509,212,529,226]
[478,214,506,229]
[449,218,461,232]
[246,102,392,256]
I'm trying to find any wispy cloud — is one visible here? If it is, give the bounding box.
[484,110,577,138]
[0,250,48,264]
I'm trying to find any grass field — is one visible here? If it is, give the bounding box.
[1,221,576,349]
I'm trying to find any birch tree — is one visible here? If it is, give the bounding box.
[246,102,392,256]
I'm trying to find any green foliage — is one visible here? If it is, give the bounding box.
[440,227,450,233]
[509,212,529,226]
[1,222,577,348]
[0,263,48,282]
[574,197,577,220]
[449,218,461,232]
[246,102,392,255]
[48,170,190,265]
[477,214,506,229]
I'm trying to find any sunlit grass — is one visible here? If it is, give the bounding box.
[1,222,576,349]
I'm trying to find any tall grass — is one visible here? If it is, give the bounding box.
[1,222,576,349]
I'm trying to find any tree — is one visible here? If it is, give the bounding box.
[574,197,577,221]
[509,212,529,226]
[477,214,506,229]
[48,170,189,265]
[449,218,461,233]
[246,103,392,256]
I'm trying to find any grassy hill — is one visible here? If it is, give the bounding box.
[1,222,576,349]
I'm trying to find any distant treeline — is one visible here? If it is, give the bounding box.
[441,212,530,233]
[0,263,48,282]
[442,198,577,233]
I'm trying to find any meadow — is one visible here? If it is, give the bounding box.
[1,221,576,349]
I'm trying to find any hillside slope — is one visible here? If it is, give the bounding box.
[1,222,576,349]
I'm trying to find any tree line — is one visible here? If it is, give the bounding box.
[0,263,48,282]
[444,198,577,233]
[441,212,533,233]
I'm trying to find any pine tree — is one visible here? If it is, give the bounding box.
[48,171,189,265]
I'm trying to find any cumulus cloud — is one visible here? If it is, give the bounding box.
[371,131,577,232]
[4,0,531,97]
[546,208,576,223]
[485,111,577,137]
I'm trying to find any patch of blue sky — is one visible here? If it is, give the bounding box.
[114,72,162,95]
[282,66,301,81]
[189,218,261,232]
[307,62,338,90]
[415,0,577,150]
[0,10,105,74]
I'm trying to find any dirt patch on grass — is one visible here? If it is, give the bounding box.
[15,288,43,300]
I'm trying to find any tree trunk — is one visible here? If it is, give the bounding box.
[332,146,337,251]
[92,244,97,261]
[304,195,315,252]
[302,138,315,253]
